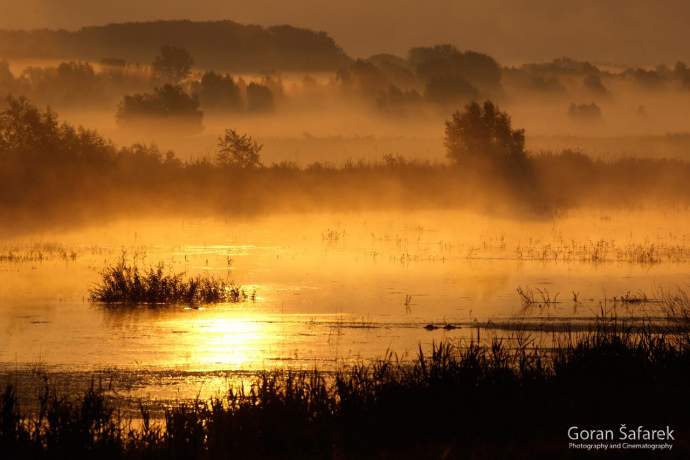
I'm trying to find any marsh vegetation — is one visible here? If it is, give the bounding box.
[2,325,690,459]
[2,12,690,459]
[4,96,690,233]
[89,257,247,305]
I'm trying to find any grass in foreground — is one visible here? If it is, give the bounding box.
[2,325,690,459]
[89,257,246,304]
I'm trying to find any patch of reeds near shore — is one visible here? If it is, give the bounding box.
[2,324,690,459]
[0,243,78,263]
[89,258,246,304]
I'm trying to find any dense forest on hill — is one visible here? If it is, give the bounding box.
[0,20,351,72]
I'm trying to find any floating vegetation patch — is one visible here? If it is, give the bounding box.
[89,258,247,304]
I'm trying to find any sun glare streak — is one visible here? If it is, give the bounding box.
[177,313,271,370]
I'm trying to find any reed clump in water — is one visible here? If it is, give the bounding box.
[89,257,245,304]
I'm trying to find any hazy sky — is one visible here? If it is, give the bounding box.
[1,0,689,65]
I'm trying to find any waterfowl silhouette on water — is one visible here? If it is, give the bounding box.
[424,323,459,331]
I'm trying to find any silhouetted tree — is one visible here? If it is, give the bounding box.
[366,54,416,89]
[245,83,274,112]
[116,84,203,132]
[624,68,664,90]
[0,61,16,96]
[197,71,242,111]
[216,129,263,168]
[409,44,460,80]
[583,74,609,96]
[674,61,690,89]
[0,21,351,72]
[409,45,501,92]
[458,51,502,91]
[337,59,389,98]
[0,95,116,194]
[17,61,106,107]
[152,46,193,84]
[260,73,285,100]
[445,101,526,165]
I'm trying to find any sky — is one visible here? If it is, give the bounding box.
[1,0,689,66]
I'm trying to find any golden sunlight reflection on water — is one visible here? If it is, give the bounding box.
[2,209,690,401]
[180,313,268,369]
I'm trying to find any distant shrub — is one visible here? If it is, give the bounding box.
[19,61,106,107]
[116,84,203,132]
[245,82,274,112]
[624,67,664,90]
[152,45,193,84]
[337,59,389,98]
[216,129,263,168]
[0,96,114,170]
[583,74,609,96]
[367,53,417,88]
[197,71,242,111]
[0,61,16,95]
[445,100,526,165]
[674,61,690,89]
[409,44,501,92]
[568,102,602,121]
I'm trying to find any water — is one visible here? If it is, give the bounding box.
[1,209,689,401]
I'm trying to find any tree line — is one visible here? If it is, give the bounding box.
[2,96,690,231]
[0,20,351,72]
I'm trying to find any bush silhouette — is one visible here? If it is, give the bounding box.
[152,45,194,84]
[18,61,106,107]
[245,83,274,113]
[197,71,242,112]
[0,21,352,72]
[216,129,263,168]
[0,61,17,96]
[337,59,389,98]
[409,45,501,92]
[116,84,203,132]
[583,74,609,96]
[445,101,526,166]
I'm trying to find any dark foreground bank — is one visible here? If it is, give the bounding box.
[2,324,690,459]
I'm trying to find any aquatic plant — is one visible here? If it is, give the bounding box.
[0,243,78,263]
[89,257,246,304]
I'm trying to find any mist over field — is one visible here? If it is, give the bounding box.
[3,5,690,459]
[2,16,690,231]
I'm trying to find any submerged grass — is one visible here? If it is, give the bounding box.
[0,243,78,263]
[89,257,246,305]
[2,326,690,459]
